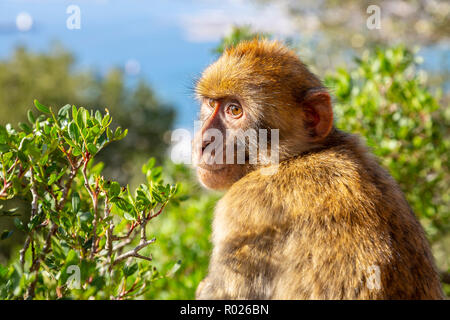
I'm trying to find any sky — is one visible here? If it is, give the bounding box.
[0,0,298,130]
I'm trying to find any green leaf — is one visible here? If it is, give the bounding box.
[114,127,123,139]
[142,157,156,173]
[72,105,78,121]
[59,250,80,286]
[34,99,50,114]
[114,197,130,210]
[91,125,100,136]
[102,114,110,128]
[77,211,93,224]
[95,110,102,125]
[87,143,97,155]
[18,122,32,134]
[28,214,43,230]
[76,107,84,128]
[72,146,82,156]
[123,263,138,277]
[0,207,20,217]
[82,109,89,127]
[48,173,58,186]
[65,249,79,266]
[0,126,7,144]
[123,211,136,221]
[14,217,26,232]
[109,181,121,198]
[58,104,71,118]
[117,129,128,140]
[68,121,80,141]
[0,144,9,153]
[72,192,80,213]
[27,110,36,124]
[0,230,13,240]
[106,128,113,141]
[151,167,162,181]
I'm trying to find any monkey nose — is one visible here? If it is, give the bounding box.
[201,135,216,153]
[201,140,212,153]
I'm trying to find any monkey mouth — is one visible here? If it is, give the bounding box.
[196,163,228,172]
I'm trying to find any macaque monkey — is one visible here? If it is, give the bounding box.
[193,40,443,299]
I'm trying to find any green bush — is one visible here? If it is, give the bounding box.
[0,101,178,299]
[0,46,175,186]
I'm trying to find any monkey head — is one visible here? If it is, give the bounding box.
[193,39,334,190]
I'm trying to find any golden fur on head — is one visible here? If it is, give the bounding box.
[195,39,327,159]
[195,39,322,123]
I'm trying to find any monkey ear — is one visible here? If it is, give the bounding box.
[301,90,333,140]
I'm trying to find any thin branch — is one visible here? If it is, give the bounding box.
[111,232,139,253]
[0,182,11,198]
[19,237,30,267]
[81,155,94,199]
[25,156,81,297]
[19,220,48,268]
[56,159,81,211]
[112,238,156,266]
[111,222,138,241]
[30,169,39,217]
[104,196,114,260]
[6,157,19,175]
[117,277,141,300]
[80,156,100,259]
[146,202,167,221]
[20,168,39,268]
[25,223,58,299]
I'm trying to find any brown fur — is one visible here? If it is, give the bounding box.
[194,40,443,299]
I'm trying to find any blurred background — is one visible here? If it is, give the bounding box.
[0,0,449,298]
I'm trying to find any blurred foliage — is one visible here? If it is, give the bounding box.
[0,46,175,185]
[255,0,449,63]
[213,25,270,54]
[253,1,449,104]
[0,102,178,299]
[265,0,450,46]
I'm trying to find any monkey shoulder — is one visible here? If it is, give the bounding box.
[223,134,387,221]
[217,133,429,262]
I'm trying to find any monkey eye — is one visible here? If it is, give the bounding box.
[226,103,243,118]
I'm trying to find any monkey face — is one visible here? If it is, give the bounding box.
[193,97,252,190]
[193,40,335,190]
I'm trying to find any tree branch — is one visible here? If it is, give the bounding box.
[25,223,58,299]
[112,238,156,266]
